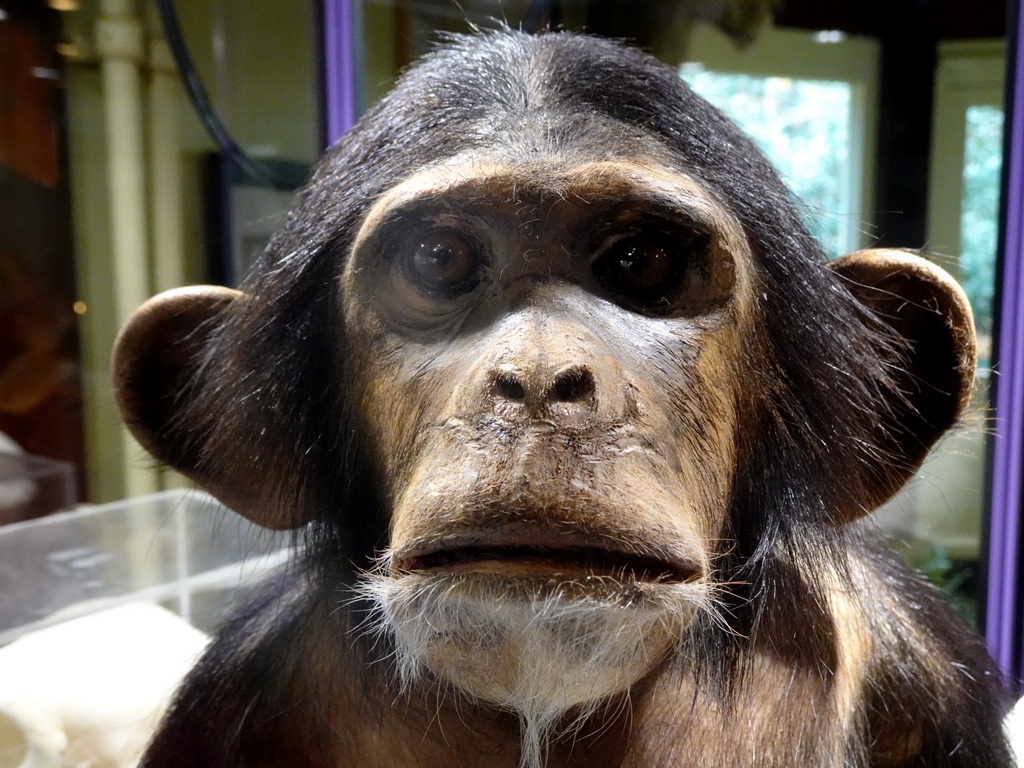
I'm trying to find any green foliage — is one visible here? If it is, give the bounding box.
[913,544,977,626]
[960,105,1004,342]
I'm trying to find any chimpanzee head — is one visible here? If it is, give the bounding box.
[113,30,975,766]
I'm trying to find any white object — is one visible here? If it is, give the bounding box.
[0,435,34,511]
[0,603,208,768]
[1007,696,1024,767]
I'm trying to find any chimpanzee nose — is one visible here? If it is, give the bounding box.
[491,369,528,402]
[466,305,626,428]
[492,364,596,406]
[549,365,597,403]
[488,361,602,426]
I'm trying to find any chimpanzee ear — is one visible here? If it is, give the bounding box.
[112,287,252,515]
[827,249,977,516]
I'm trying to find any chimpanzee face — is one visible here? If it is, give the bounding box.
[343,155,758,721]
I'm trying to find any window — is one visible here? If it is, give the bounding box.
[681,26,879,258]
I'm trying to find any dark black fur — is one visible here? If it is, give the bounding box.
[141,31,1011,767]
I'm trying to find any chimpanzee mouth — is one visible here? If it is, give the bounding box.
[396,545,700,584]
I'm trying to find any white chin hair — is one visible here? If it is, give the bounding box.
[356,571,704,768]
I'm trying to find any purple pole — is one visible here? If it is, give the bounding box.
[986,0,1024,682]
[322,0,358,147]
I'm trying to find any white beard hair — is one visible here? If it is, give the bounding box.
[354,568,710,768]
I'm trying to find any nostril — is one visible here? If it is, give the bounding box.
[550,365,595,403]
[492,371,527,401]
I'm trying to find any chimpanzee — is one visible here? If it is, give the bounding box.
[112,30,1012,768]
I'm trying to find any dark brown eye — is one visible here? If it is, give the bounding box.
[594,235,678,299]
[408,229,480,293]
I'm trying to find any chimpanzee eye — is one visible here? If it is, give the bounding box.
[407,229,480,294]
[593,233,680,300]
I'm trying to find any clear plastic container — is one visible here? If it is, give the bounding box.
[0,489,293,645]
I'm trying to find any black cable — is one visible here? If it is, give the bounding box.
[154,0,295,191]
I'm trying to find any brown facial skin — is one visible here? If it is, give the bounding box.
[344,159,749,584]
[338,159,758,728]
